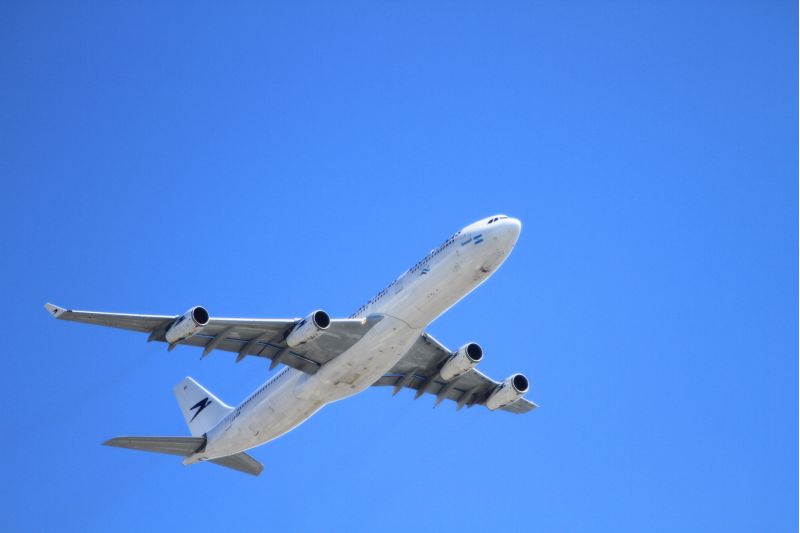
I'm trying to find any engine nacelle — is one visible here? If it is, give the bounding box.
[439,342,483,381]
[486,373,529,410]
[285,310,331,347]
[165,306,209,344]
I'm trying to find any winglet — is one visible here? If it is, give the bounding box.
[44,303,67,318]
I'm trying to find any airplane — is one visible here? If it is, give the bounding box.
[45,215,536,476]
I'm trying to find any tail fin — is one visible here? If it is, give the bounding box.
[173,377,233,437]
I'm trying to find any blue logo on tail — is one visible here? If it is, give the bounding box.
[189,397,212,422]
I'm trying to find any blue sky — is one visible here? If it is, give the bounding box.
[1,1,796,531]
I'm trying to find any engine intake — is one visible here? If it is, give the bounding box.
[285,310,331,347]
[439,342,483,381]
[486,373,529,410]
[165,306,209,344]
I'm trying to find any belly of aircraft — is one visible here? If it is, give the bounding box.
[296,314,420,402]
[203,315,420,458]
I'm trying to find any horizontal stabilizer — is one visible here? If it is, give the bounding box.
[103,436,264,476]
[103,436,205,457]
[210,452,264,476]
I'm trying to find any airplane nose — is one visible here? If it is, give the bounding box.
[506,217,522,237]
[491,217,521,248]
[501,217,521,241]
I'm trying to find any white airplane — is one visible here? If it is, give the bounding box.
[45,215,536,476]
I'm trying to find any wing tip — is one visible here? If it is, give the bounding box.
[44,302,67,318]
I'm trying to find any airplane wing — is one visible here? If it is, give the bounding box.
[371,332,537,413]
[44,303,379,375]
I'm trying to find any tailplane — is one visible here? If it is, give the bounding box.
[103,436,263,476]
[173,377,233,437]
[104,436,205,456]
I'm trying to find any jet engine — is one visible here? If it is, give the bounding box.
[439,342,483,381]
[486,373,529,410]
[165,306,210,344]
[285,310,331,347]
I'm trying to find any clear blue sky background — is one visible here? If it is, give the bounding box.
[1,1,796,532]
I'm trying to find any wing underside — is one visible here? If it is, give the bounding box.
[45,304,535,412]
[372,332,537,414]
[45,303,378,375]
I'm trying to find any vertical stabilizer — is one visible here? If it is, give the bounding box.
[173,377,233,437]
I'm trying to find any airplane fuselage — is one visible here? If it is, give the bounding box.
[193,216,521,462]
